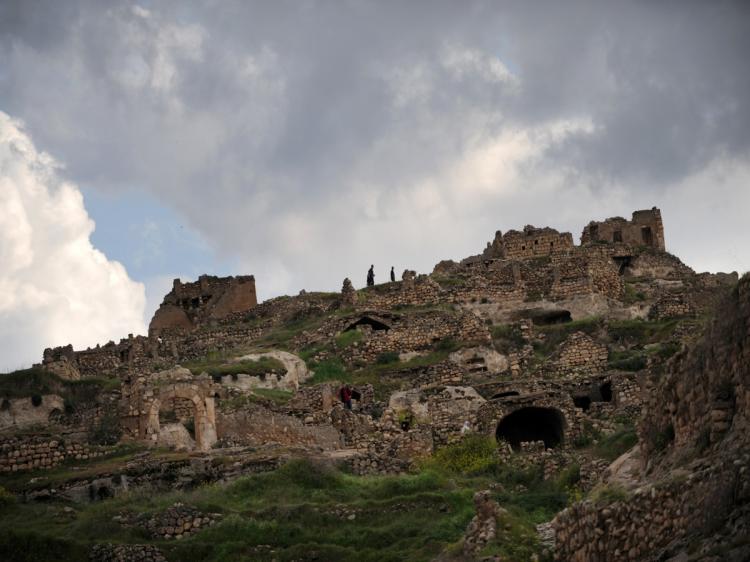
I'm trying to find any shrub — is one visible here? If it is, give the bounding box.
[608,351,647,372]
[656,342,681,360]
[557,463,581,488]
[434,338,459,352]
[622,284,646,304]
[89,410,122,446]
[594,428,638,461]
[591,483,628,505]
[335,330,363,349]
[307,359,350,384]
[375,352,400,365]
[430,435,498,475]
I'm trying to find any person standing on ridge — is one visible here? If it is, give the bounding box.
[367,265,375,287]
[390,266,395,282]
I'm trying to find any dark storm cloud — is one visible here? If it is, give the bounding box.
[1,0,748,298]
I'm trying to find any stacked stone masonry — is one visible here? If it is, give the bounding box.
[0,437,109,472]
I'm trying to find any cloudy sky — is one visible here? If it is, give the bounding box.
[1,0,749,370]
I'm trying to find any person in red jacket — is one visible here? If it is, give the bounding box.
[339,385,353,410]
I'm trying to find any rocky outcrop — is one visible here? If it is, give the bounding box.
[554,274,750,561]
[463,490,506,556]
[230,351,310,390]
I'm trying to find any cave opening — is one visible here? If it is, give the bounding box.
[526,309,572,326]
[495,407,565,450]
[344,316,391,332]
[573,396,591,411]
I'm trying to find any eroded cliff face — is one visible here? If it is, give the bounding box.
[640,274,750,462]
[554,275,750,562]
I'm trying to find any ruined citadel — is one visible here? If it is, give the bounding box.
[1,207,748,562]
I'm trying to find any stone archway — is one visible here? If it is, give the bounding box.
[143,383,217,451]
[495,407,566,450]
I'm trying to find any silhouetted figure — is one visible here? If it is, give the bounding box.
[367,265,374,287]
[390,266,395,282]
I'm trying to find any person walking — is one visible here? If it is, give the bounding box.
[367,265,375,287]
[390,266,395,283]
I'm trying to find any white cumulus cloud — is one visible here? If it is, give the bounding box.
[0,112,146,371]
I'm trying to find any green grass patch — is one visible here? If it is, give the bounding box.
[426,435,499,476]
[590,483,628,505]
[491,324,526,353]
[306,359,351,385]
[607,349,648,371]
[607,318,680,345]
[251,388,293,404]
[253,313,331,349]
[622,283,647,304]
[375,351,400,365]
[335,330,363,349]
[0,448,566,562]
[593,428,638,461]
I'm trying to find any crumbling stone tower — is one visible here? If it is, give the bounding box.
[149,274,257,337]
[580,207,665,250]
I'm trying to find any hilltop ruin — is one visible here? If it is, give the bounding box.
[1,207,747,562]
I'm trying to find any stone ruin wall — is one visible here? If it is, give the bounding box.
[648,291,694,320]
[474,392,584,445]
[355,272,443,309]
[481,226,575,260]
[581,207,665,251]
[535,332,609,380]
[347,427,434,476]
[216,405,342,450]
[149,274,258,337]
[640,274,750,458]
[0,436,112,473]
[553,454,750,562]
[342,311,491,363]
[553,275,750,562]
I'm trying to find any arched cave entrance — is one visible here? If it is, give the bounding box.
[599,382,612,402]
[495,407,565,450]
[344,316,391,332]
[526,309,572,326]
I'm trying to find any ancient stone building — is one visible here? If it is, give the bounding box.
[480,226,574,260]
[580,207,665,250]
[149,275,257,336]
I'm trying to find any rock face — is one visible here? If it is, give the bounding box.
[0,394,65,431]
[450,346,509,374]
[229,351,310,390]
[553,273,750,562]
[149,274,257,337]
[462,490,506,556]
